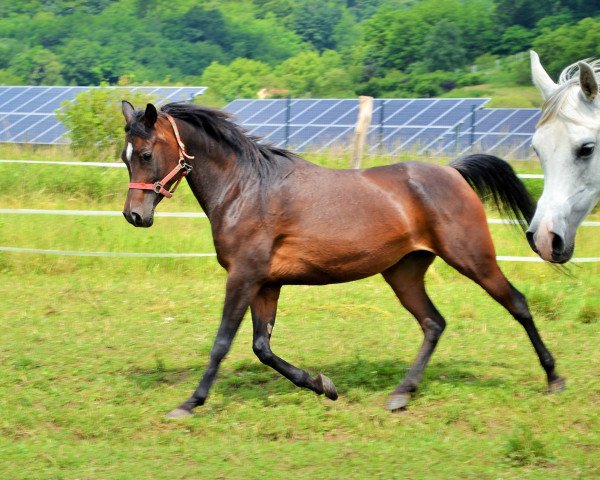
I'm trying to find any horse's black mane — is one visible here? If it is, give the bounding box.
[160,102,299,180]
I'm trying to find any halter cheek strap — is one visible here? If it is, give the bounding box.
[128,113,194,199]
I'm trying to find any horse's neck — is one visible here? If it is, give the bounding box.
[185,150,255,220]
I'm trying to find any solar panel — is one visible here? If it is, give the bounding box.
[439,108,540,158]
[225,98,490,153]
[3,89,541,159]
[0,85,207,145]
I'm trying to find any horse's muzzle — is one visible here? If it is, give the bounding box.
[526,228,573,263]
[123,210,154,228]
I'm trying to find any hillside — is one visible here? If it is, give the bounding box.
[0,0,598,106]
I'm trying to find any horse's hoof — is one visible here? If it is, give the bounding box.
[316,373,338,401]
[165,407,194,419]
[547,376,566,394]
[386,392,411,412]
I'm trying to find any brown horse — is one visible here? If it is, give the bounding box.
[121,101,564,418]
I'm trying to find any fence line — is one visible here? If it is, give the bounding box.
[1,245,599,263]
[0,208,207,218]
[4,159,598,262]
[0,159,125,168]
[0,246,216,258]
[4,209,600,227]
[0,159,546,179]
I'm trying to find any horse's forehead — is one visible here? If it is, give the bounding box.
[535,108,599,147]
[125,120,169,146]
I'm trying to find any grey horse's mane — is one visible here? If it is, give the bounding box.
[538,59,600,127]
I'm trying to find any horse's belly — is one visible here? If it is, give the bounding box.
[268,234,429,284]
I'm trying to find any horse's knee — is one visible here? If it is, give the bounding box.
[210,339,231,362]
[253,337,274,364]
[422,316,445,343]
[510,285,533,323]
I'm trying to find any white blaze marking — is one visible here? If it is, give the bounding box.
[126,142,133,161]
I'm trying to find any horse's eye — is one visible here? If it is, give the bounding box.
[141,152,152,162]
[578,143,595,158]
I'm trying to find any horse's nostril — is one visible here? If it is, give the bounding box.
[552,233,565,255]
[526,231,538,253]
[130,211,143,227]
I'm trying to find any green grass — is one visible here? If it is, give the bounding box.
[1,251,599,478]
[1,149,599,479]
[442,84,543,108]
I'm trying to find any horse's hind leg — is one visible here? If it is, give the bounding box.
[382,251,446,411]
[250,284,338,400]
[442,251,564,392]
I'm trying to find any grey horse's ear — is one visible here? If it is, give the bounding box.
[142,103,158,128]
[530,50,558,100]
[122,100,135,124]
[579,61,598,102]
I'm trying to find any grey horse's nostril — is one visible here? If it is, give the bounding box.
[526,231,538,253]
[552,233,564,257]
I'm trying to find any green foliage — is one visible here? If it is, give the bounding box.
[0,0,598,100]
[9,46,64,85]
[200,58,275,103]
[275,50,357,97]
[422,20,467,72]
[56,87,157,161]
[496,25,537,55]
[533,17,600,77]
[495,0,561,29]
[287,1,344,52]
[361,0,498,74]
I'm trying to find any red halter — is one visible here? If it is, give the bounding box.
[128,113,194,199]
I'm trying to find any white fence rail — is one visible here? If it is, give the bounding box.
[2,159,599,262]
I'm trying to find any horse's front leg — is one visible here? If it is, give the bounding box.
[166,275,260,418]
[250,284,338,400]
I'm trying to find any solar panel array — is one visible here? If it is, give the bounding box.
[436,108,540,158]
[225,98,542,159]
[1,88,540,159]
[0,86,206,144]
[225,98,490,153]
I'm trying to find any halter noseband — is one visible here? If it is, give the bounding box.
[128,113,194,199]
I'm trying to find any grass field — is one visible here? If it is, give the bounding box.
[1,149,599,479]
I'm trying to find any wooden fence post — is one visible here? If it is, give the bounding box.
[351,96,374,169]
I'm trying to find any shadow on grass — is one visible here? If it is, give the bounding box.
[127,356,511,402]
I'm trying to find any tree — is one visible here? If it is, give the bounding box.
[495,0,561,29]
[533,17,600,77]
[359,0,496,75]
[274,50,356,97]
[9,46,64,85]
[56,87,157,160]
[59,39,108,85]
[200,58,274,102]
[495,26,537,55]
[288,1,344,52]
[179,6,229,45]
[422,20,467,72]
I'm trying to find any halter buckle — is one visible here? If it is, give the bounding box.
[178,158,193,174]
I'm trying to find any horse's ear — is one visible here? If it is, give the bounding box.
[122,100,135,124]
[530,50,557,100]
[142,103,158,128]
[579,61,598,102]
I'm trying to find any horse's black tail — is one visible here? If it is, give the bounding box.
[450,153,535,233]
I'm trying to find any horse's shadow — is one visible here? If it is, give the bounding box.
[128,356,511,404]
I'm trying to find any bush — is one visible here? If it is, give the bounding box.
[56,87,157,161]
